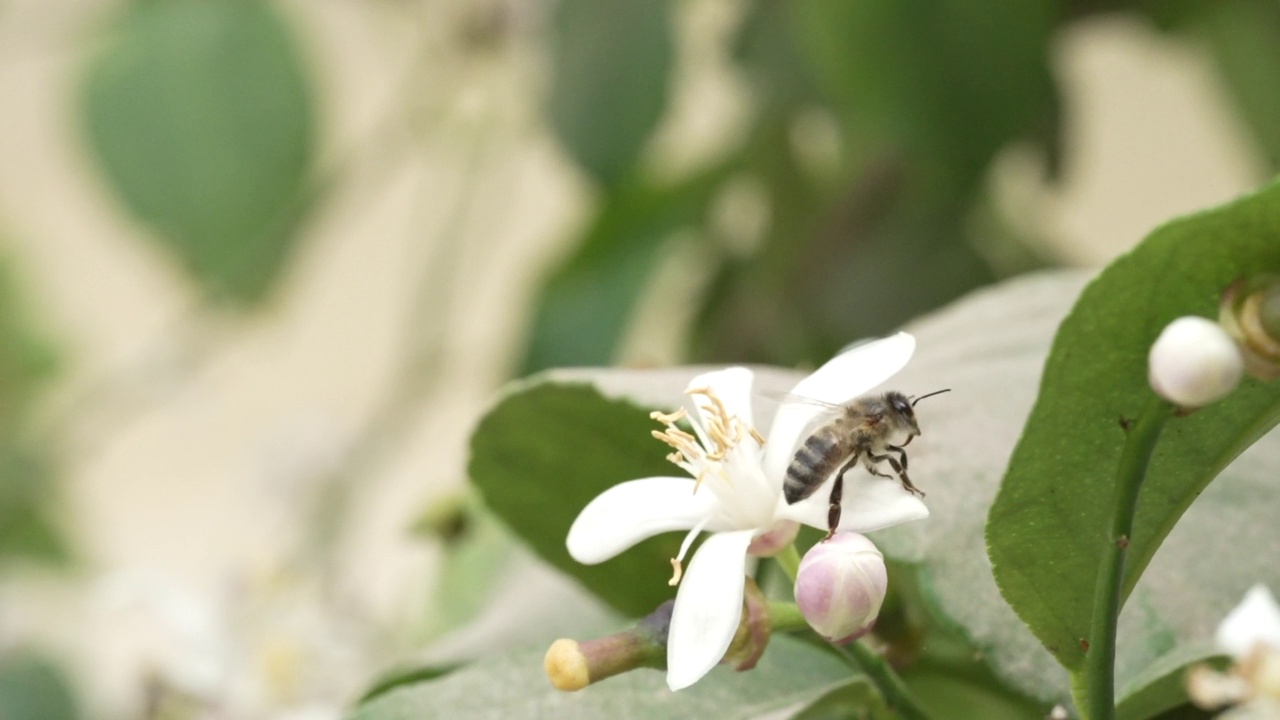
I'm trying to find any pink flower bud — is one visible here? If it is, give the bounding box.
[794,533,888,644]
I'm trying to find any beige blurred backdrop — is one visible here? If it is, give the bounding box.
[0,0,1265,717]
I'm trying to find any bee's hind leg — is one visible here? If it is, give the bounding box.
[869,452,925,499]
[825,454,861,541]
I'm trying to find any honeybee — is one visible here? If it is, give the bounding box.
[783,389,949,540]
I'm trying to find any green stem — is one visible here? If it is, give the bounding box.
[766,601,809,633]
[775,543,801,583]
[838,641,933,720]
[1085,395,1172,720]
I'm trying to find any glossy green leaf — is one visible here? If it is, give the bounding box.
[0,653,79,720]
[792,0,1057,178]
[82,0,314,303]
[350,635,852,720]
[987,179,1280,676]
[548,0,672,186]
[468,381,681,616]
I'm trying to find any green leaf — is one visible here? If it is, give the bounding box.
[350,635,852,720]
[790,680,891,720]
[0,257,66,564]
[792,0,1057,178]
[468,381,682,616]
[1115,645,1225,720]
[82,0,314,303]
[0,653,79,720]
[987,179,1280,675]
[520,170,725,375]
[548,0,673,186]
[1194,0,1280,170]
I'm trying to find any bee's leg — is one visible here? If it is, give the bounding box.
[826,453,860,541]
[869,452,925,499]
[887,444,909,472]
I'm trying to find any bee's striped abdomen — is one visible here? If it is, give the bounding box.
[783,428,847,504]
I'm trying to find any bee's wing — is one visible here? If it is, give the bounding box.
[760,391,866,447]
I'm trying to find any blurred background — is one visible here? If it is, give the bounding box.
[0,0,1272,717]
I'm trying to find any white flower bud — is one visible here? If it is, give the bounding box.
[794,533,887,644]
[1149,316,1244,408]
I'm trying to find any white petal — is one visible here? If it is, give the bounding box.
[774,471,928,533]
[1217,584,1280,658]
[567,478,720,565]
[686,366,755,430]
[666,529,756,690]
[763,333,915,482]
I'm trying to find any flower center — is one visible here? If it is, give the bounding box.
[649,386,768,585]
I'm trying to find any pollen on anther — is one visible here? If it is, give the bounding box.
[650,408,687,425]
[749,427,765,445]
[668,558,683,586]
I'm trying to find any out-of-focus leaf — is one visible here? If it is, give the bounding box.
[520,169,725,375]
[0,653,79,720]
[1115,646,1225,720]
[416,495,517,640]
[0,258,65,564]
[901,665,1046,720]
[82,0,314,303]
[548,0,673,186]
[790,680,890,720]
[0,260,55,438]
[1194,0,1280,171]
[469,381,680,616]
[792,0,1057,179]
[0,445,67,563]
[350,635,852,720]
[987,180,1280,678]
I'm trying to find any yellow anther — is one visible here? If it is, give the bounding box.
[668,558,683,586]
[749,427,765,445]
[650,408,687,425]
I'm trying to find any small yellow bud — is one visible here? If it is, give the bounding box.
[544,639,589,691]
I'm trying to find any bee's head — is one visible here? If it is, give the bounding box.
[884,391,920,436]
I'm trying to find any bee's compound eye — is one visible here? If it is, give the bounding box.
[893,399,911,414]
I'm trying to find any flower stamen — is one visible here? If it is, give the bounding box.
[668,517,710,586]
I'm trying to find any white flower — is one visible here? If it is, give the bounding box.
[1188,585,1280,717]
[566,333,929,690]
[1149,316,1244,407]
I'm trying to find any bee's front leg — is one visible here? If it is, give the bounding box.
[869,451,925,499]
[887,444,909,472]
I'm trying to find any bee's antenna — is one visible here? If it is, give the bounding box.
[910,388,951,406]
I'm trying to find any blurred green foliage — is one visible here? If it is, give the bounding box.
[0,652,79,720]
[82,0,315,305]
[0,259,65,565]
[523,0,1279,373]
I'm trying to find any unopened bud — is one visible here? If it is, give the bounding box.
[544,601,671,691]
[1148,316,1244,408]
[1221,277,1280,380]
[794,533,887,644]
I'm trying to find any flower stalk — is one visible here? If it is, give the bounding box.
[839,641,933,720]
[1085,394,1173,720]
